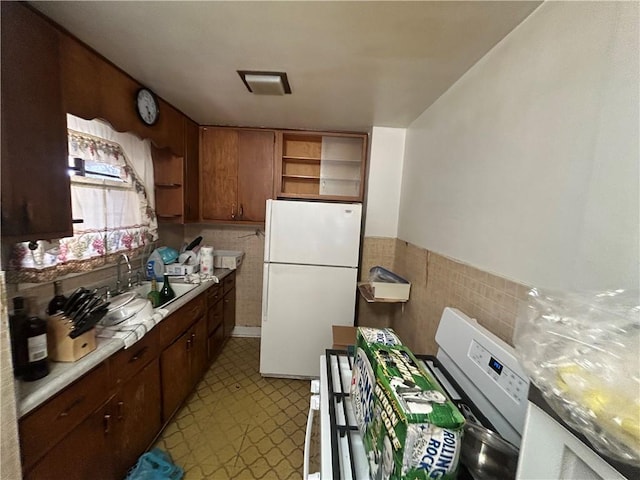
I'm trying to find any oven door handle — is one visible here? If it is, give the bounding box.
[303,393,321,479]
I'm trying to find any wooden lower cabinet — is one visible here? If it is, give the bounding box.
[223,283,236,339]
[160,326,194,422]
[24,400,115,480]
[208,323,225,363]
[112,358,162,479]
[190,315,208,386]
[20,285,232,479]
[160,314,207,422]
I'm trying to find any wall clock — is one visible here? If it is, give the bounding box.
[135,87,160,126]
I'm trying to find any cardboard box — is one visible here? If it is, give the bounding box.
[351,326,465,480]
[332,325,357,350]
[369,266,411,301]
[213,250,244,270]
[165,263,198,276]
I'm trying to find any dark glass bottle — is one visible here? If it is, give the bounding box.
[147,278,161,307]
[22,306,49,382]
[159,274,175,305]
[9,297,28,378]
[47,281,67,315]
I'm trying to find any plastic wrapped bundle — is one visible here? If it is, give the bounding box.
[514,288,640,466]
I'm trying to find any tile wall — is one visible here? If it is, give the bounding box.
[5,261,146,316]
[358,237,531,355]
[182,224,266,329]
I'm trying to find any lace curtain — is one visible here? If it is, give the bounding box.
[8,115,158,282]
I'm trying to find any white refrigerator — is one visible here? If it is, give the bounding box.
[260,199,362,378]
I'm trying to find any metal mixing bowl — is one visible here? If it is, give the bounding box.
[460,422,519,480]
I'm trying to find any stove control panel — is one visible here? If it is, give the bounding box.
[469,340,528,404]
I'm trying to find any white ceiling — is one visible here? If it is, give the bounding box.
[31,1,541,132]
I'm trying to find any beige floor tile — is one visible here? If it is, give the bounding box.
[154,337,315,480]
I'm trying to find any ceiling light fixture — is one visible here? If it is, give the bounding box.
[237,70,291,95]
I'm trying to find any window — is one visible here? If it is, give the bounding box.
[8,115,158,281]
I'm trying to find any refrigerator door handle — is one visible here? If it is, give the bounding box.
[263,199,273,262]
[261,263,270,323]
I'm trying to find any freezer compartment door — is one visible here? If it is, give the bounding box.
[260,263,357,378]
[264,200,362,267]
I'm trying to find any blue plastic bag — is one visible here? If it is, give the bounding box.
[125,448,184,480]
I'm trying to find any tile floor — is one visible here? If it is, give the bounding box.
[154,337,320,479]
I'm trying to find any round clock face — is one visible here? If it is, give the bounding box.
[136,88,159,126]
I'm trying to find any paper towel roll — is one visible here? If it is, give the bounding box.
[199,246,214,274]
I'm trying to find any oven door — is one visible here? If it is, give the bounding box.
[517,403,628,480]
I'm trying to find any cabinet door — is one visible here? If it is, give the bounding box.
[190,316,208,387]
[237,130,275,222]
[19,363,109,471]
[160,331,192,422]
[24,401,115,480]
[208,323,225,363]
[1,2,72,241]
[207,298,224,336]
[200,128,238,221]
[223,286,236,340]
[184,118,200,222]
[112,358,162,480]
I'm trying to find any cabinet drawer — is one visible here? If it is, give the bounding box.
[206,283,222,306]
[160,294,205,346]
[109,327,160,387]
[20,362,108,470]
[223,273,235,294]
[207,299,224,335]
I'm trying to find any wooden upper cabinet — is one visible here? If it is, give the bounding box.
[276,131,368,202]
[184,118,200,222]
[0,3,72,241]
[59,34,185,157]
[200,127,275,223]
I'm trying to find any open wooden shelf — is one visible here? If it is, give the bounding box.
[276,131,367,202]
[152,144,184,223]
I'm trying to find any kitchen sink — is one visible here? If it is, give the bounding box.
[129,280,197,308]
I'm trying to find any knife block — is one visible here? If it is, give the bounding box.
[47,314,96,362]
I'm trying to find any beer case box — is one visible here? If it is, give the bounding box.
[351,327,465,480]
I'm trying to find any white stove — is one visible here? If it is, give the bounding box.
[304,307,530,479]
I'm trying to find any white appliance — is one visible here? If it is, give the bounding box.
[517,391,635,480]
[306,307,531,479]
[260,199,362,378]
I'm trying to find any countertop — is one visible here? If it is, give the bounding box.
[16,269,233,418]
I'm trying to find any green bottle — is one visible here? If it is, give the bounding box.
[147,278,161,307]
[159,274,175,305]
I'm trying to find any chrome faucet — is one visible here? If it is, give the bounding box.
[116,253,132,293]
